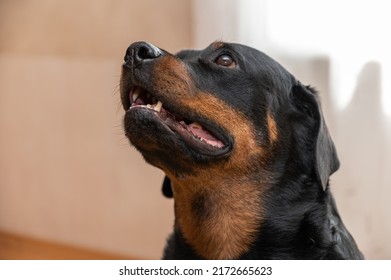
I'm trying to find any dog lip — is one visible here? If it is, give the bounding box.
[126,105,232,157]
[163,115,232,156]
[123,86,232,157]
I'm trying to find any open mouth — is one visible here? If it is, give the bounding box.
[125,86,230,156]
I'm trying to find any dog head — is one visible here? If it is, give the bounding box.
[120,41,339,193]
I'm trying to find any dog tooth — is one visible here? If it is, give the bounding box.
[189,122,202,129]
[155,101,163,112]
[132,92,140,103]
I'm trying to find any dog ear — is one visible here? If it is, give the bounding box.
[162,176,173,198]
[291,82,340,190]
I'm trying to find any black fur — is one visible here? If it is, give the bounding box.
[120,41,364,259]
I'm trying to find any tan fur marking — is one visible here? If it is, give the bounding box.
[172,176,265,260]
[211,41,225,50]
[267,111,278,144]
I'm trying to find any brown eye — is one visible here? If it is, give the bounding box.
[215,54,236,68]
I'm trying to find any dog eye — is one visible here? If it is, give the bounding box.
[215,54,236,68]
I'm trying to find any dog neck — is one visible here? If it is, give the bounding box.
[170,175,265,260]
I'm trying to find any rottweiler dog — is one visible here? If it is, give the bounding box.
[120,41,364,260]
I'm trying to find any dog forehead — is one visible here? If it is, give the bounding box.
[177,42,274,63]
[177,42,293,80]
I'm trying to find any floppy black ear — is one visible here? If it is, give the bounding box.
[291,82,340,190]
[162,176,173,198]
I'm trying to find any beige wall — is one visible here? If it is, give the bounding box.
[0,0,191,259]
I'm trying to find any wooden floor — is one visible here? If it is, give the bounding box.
[0,231,133,260]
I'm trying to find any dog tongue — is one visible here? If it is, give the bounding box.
[188,122,225,148]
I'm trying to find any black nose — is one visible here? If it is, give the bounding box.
[124,41,162,65]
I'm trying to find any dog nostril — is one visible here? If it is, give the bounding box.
[138,45,152,59]
[135,42,162,61]
[123,42,162,65]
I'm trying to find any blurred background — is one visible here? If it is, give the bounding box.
[0,0,390,259]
